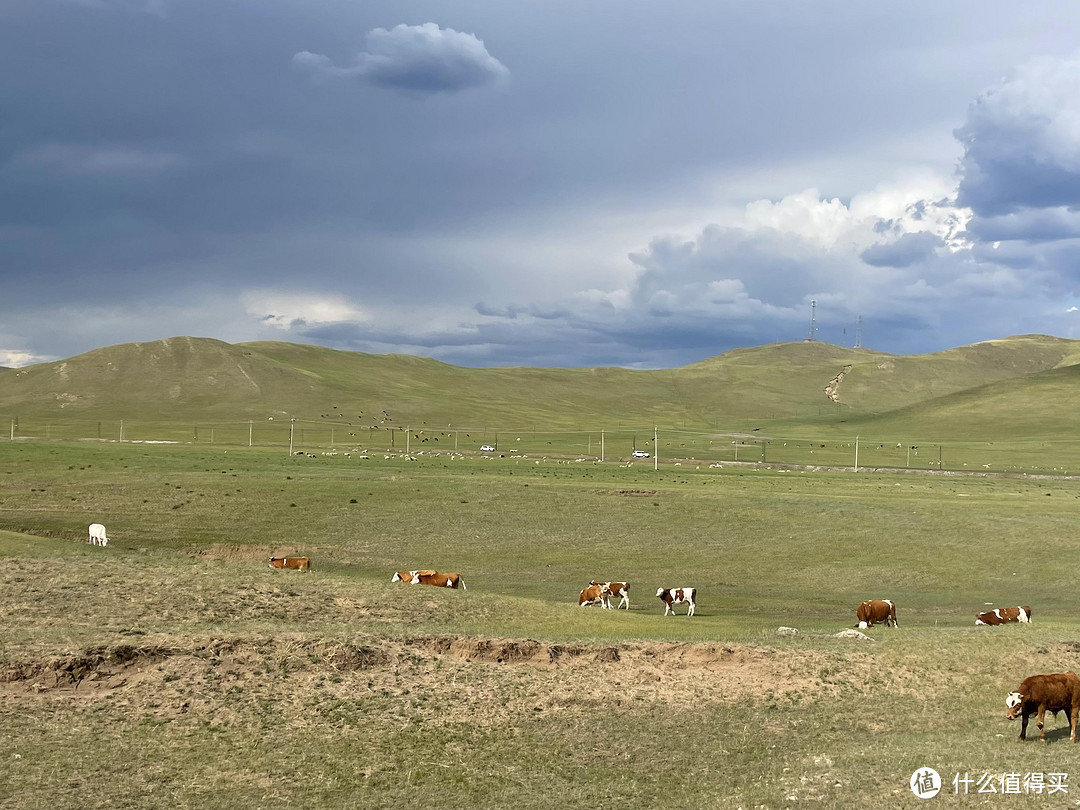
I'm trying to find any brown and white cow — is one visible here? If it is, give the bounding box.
[1006,671,1080,742]
[269,556,311,571]
[579,582,607,607]
[656,587,695,616]
[592,581,630,610]
[856,599,897,629]
[411,571,466,590]
[391,569,437,583]
[976,606,1032,626]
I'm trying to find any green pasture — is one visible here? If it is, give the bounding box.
[2,440,1078,624]
[4,441,1080,808]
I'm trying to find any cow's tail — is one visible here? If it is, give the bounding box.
[458,576,466,590]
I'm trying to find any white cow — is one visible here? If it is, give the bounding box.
[88,523,109,547]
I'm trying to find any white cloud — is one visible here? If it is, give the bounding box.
[293,23,509,95]
[0,349,57,368]
[241,291,367,329]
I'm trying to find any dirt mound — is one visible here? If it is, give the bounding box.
[0,643,174,691]
[188,544,281,562]
[1,635,830,701]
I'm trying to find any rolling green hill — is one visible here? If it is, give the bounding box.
[1,334,1079,441]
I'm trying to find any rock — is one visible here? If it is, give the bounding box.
[775,626,799,637]
[834,629,874,641]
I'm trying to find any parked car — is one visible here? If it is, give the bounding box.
[631,450,650,458]
[480,445,496,452]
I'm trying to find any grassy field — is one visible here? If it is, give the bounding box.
[3,441,1080,807]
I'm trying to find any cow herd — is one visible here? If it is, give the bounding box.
[857,598,1066,742]
[577,582,697,616]
[855,599,1034,629]
[86,522,1068,740]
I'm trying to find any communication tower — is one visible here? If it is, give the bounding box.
[806,299,817,342]
[854,315,863,349]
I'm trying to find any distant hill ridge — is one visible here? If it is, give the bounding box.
[0,334,1078,435]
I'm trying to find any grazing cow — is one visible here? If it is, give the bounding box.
[411,571,466,590]
[87,523,109,547]
[593,581,630,610]
[856,599,897,629]
[579,582,607,607]
[391,569,437,583]
[976,606,1032,626]
[268,556,311,571]
[656,587,696,616]
[1006,672,1080,742]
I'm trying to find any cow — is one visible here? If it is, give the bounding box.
[87,523,109,547]
[391,569,437,583]
[856,599,897,629]
[269,556,311,571]
[579,582,607,607]
[411,571,466,589]
[1006,672,1080,742]
[976,606,1032,626]
[656,587,696,616]
[593,581,630,610]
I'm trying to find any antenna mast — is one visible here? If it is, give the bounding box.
[807,299,817,342]
[854,315,863,349]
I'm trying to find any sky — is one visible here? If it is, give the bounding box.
[5,1,1080,369]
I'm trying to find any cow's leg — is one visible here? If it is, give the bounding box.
[1071,705,1079,743]
[1020,708,1030,740]
[1037,705,1048,741]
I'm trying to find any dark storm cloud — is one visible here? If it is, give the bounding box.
[956,56,1080,217]
[860,232,942,268]
[967,208,1080,243]
[5,2,1080,368]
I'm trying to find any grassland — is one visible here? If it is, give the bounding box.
[4,440,1080,808]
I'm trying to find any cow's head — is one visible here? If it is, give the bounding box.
[655,587,666,599]
[391,571,404,582]
[1005,691,1025,719]
[858,621,869,629]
